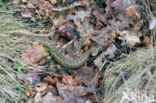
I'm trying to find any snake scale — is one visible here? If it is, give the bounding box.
[9,30,103,69]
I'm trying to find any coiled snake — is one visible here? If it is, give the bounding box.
[9,30,103,69]
[44,44,103,68]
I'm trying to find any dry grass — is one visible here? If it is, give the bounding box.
[0,5,29,103]
[0,0,155,103]
[101,1,156,102]
[0,66,25,103]
[102,47,156,103]
[0,4,55,102]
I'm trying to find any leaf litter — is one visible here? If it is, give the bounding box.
[0,0,155,103]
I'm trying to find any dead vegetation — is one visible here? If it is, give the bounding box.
[0,0,155,103]
[102,47,156,103]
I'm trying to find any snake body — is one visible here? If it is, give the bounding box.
[9,29,103,69]
[44,44,101,68]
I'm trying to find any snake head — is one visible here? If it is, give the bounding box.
[91,47,102,56]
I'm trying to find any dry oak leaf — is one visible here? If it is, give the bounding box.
[118,31,141,47]
[57,83,91,103]
[75,66,98,88]
[29,92,63,103]
[62,75,79,85]
[92,29,114,47]
[104,44,117,59]
[92,5,106,23]
[94,56,103,69]
[112,0,135,13]
[44,76,58,85]
[24,80,36,97]
[35,83,48,92]
[38,92,63,103]
[39,0,53,10]
[62,75,79,91]
[21,41,47,66]
[124,5,140,20]
[68,9,91,26]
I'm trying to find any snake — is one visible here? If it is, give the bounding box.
[9,29,104,69]
[44,44,103,69]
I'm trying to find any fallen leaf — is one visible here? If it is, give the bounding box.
[57,82,93,103]
[68,9,91,26]
[124,5,140,20]
[39,0,53,10]
[62,75,79,87]
[112,0,133,13]
[103,44,117,59]
[141,34,151,47]
[31,92,63,103]
[92,5,106,23]
[110,15,133,31]
[24,80,36,97]
[44,76,58,85]
[92,29,114,47]
[75,66,98,88]
[118,31,141,47]
[35,83,48,92]
[103,0,113,24]
[21,41,47,66]
[94,56,104,69]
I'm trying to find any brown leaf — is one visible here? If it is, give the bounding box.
[62,75,79,86]
[112,0,130,13]
[118,31,141,47]
[31,92,63,103]
[57,83,92,103]
[142,34,151,47]
[94,56,104,69]
[92,5,105,23]
[110,15,134,31]
[35,83,48,92]
[92,29,114,47]
[44,76,58,85]
[112,0,135,13]
[68,9,91,26]
[24,80,36,97]
[103,0,113,24]
[39,0,53,10]
[124,5,140,20]
[75,66,98,88]
[40,92,63,103]
[21,41,47,66]
[103,44,117,59]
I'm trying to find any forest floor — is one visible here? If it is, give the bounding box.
[0,0,155,103]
